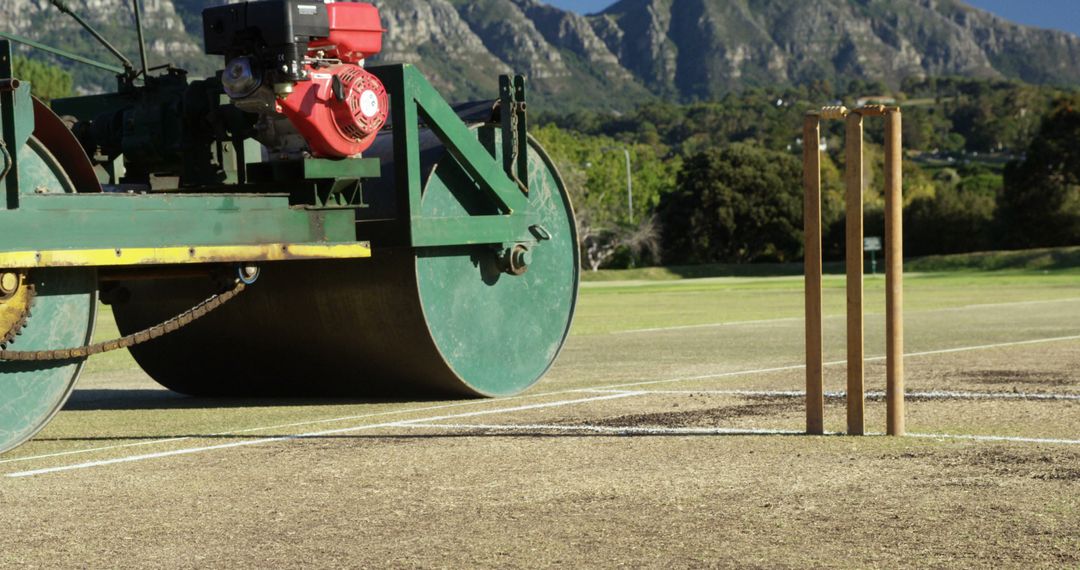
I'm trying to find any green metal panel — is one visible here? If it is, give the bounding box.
[412,126,578,396]
[303,158,380,180]
[1,40,35,210]
[369,64,532,248]
[372,64,423,242]
[407,65,528,214]
[409,215,538,247]
[0,193,358,251]
[0,135,359,254]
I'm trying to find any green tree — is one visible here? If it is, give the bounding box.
[906,184,998,256]
[658,144,803,264]
[533,124,678,269]
[12,57,73,102]
[1000,99,1080,247]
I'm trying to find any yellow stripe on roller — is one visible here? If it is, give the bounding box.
[0,242,371,269]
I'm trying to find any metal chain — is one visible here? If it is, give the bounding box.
[508,103,529,194]
[509,107,519,165]
[0,279,247,362]
[0,139,11,184]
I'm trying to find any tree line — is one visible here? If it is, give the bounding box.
[12,58,1078,268]
[535,78,1080,269]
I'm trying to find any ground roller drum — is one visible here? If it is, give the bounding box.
[110,126,579,397]
[0,0,577,454]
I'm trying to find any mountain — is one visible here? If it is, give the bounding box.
[2,0,1080,110]
[0,0,215,93]
[591,0,1080,99]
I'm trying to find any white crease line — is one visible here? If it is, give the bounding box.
[6,434,319,478]
[613,297,1080,335]
[5,392,641,478]
[948,296,1080,311]
[896,335,1080,358]
[616,317,801,335]
[592,334,1080,391]
[398,423,805,436]
[9,333,1080,469]
[0,437,194,466]
[393,423,1080,446]
[583,389,1080,401]
[589,364,810,391]
[386,392,641,425]
[2,390,590,466]
[908,433,1080,445]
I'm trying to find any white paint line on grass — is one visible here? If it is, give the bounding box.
[5,434,320,478]
[9,333,1079,471]
[392,423,1080,446]
[592,334,1080,391]
[587,364,810,391]
[615,317,801,335]
[583,388,1080,401]
[613,297,1080,335]
[5,392,641,478]
[398,423,806,437]
[896,335,1080,359]
[385,392,642,427]
[908,433,1080,446]
[943,296,1080,312]
[0,437,194,466]
[1,390,602,466]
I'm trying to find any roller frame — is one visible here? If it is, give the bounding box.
[0,36,577,451]
[368,64,537,248]
[0,40,536,269]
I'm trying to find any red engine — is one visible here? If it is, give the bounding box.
[277,63,389,158]
[208,1,390,158]
[279,3,388,158]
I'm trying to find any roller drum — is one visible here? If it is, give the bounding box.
[111,125,578,397]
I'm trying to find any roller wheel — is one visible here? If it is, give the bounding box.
[0,132,98,453]
[0,270,97,453]
[111,127,578,398]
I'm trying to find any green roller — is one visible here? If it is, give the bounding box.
[0,1,580,454]
[110,127,578,397]
[0,138,97,454]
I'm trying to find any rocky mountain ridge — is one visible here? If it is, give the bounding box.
[2,0,1079,110]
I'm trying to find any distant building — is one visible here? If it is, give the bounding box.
[856,96,897,107]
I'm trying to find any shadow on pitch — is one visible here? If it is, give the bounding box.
[63,388,446,411]
[35,430,808,443]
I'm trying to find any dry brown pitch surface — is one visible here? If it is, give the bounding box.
[0,271,1077,568]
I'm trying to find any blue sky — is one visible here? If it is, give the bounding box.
[544,0,1080,37]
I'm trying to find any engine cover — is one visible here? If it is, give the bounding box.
[277,64,389,158]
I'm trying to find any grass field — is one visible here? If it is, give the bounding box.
[1,267,1078,567]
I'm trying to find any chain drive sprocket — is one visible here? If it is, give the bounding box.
[0,272,35,350]
[0,278,247,362]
